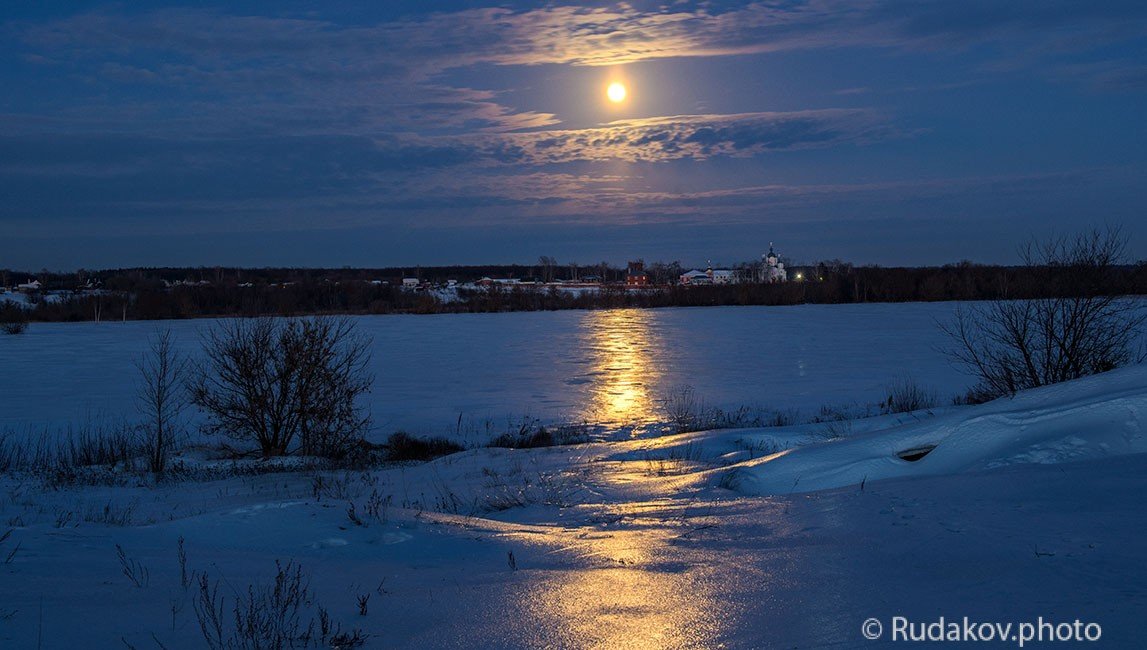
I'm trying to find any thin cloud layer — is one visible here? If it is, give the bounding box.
[13,1,1146,135]
[458,110,901,164]
[24,2,1147,69]
[2,1,1146,266]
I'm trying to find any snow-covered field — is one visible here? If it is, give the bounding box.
[2,362,1147,647]
[0,304,974,439]
[3,303,1146,647]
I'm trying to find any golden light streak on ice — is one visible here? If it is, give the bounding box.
[581,308,661,427]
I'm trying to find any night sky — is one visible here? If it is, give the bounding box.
[3,1,1146,269]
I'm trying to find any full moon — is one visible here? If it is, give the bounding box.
[607,82,627,103]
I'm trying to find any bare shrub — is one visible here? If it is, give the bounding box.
[83,501,136,526]
[0,425,142,480]
[882,378,938,414]
[662,385,701,433]
[193,561,365,649]
[486,420,590,449]
[659,386,785,433]
[136,330,189,475]
[63,426,141,468]
[942,227,1146,399]
[116,544,150,588]
[0,318,27,335]
[819,418,854,440]
[384,432,464,461]
[191,317,373,458]
[952,385,997,406]
[765,409,799,428]
[809,403,877,424]
[0,304,29,335]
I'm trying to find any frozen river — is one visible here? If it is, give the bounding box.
[0,303,974,441]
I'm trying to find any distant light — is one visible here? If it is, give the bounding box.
[795,272,804,280]
[607,82,627,103]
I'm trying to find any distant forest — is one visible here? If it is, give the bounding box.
[3,259,1147,323]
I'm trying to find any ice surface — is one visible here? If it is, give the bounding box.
[0,303,977,439]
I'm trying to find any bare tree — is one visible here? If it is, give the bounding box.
[136,330,189,475]
[942,226,1146,399]
[538,256,557,283]
[190,317,373,457]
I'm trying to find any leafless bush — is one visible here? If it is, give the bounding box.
[0,304,28,335]
[62,426,142,469]
[765,409,799,427]
[659,386,787,432]
[384,431,464,460]
[0,424,146,484]
[136,330,189,475]
[808,403,878,426]
[0,319,27,335]
[942,227,1146,399]
[952,384,997,406]
[330,630,367,649]
[83,501,136,526]
[486,418,591,448]
[662,386,702,433]
[818,418,853,440]
[642,441,707,475]
[345,503,364,527]
[116,544,150,588]
[363,489,391,522]
[882,378,938,414]
[193,561,365,649]
[191,317,373,458]
[739,437,784,457]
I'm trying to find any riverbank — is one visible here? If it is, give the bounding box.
[2,365,1145,647]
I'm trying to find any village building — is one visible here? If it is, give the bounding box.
[680,262,736,285]
[678,269,711,285]
[475,277,522,287]
[710,268,736,285]
[626,261,649,286]
[677,244,788,285]
[761,243,788,283]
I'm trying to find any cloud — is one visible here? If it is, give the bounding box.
[1054,60,1147,92]
[4,1,1145,260]
[1,111,1123,237]
[0,109,901,196]
[467,109,903,163]
[12,1,1146,138]
[22,2,1147,69]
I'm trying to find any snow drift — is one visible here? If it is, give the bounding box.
[727,364,1147,495]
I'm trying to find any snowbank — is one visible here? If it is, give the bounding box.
[726,364,1147,495]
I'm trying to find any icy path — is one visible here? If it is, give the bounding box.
[2,443,1145,648]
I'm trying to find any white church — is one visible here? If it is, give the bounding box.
[677,243,788,285]
[760,243,787,283]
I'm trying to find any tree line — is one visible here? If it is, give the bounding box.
[4,258,1147,324]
